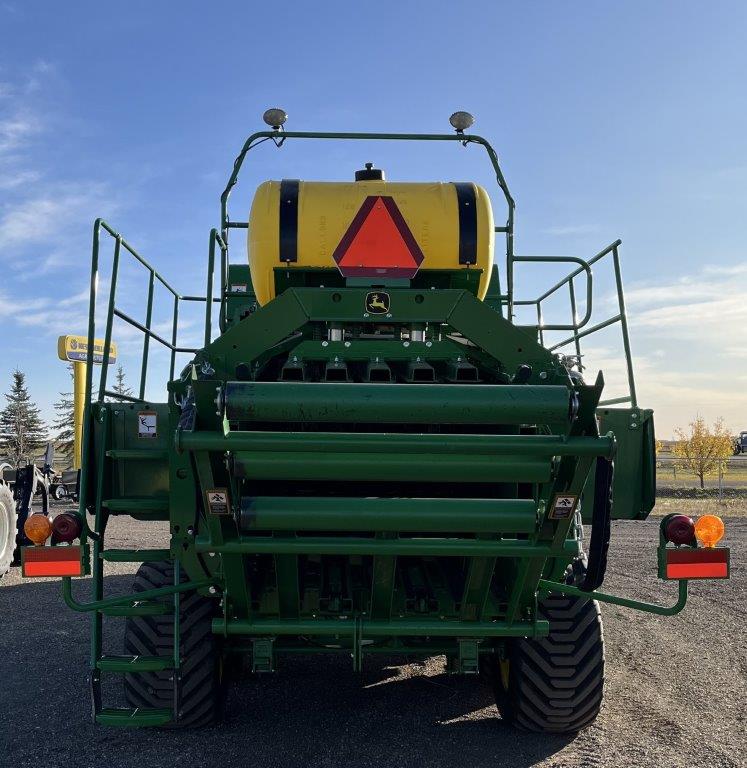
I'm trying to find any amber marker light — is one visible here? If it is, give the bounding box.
[24,514,52,545]
[694,515,725,549]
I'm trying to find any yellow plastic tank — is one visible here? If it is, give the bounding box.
[248,176,494,305]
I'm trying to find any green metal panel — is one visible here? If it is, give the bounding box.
[581,407,656,521]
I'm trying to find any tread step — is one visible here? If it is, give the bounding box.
[100,548,171,562]
[103,497,168,514]
[99,601,169,617]
[106,449,168,460]
[97,654,173,672]
[96,707,173,727]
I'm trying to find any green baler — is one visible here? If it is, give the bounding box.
[22,111,730,732]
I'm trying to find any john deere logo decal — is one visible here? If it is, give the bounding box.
[365,292,390,314]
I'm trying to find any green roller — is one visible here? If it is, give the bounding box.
[223,382,573,425]
[232,451,551,483]
[239,496,538,533]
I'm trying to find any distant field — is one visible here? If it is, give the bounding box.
[652,495,747,517]
[656,456,747,490]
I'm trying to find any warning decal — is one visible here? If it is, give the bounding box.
[137,411,157,439]
[206,489,230,515]
[332,195,425,279]
[549,494,579,520]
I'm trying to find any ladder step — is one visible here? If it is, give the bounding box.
[106,449,168,460]
[100,548,171,562]
[95,707,172,727]
[103,497,169,513]
[99,601,169,617]
[97,654,173,672]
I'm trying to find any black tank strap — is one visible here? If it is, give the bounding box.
[452,182,477,265]
[279,179,299,263]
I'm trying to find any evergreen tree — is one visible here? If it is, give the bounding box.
[52,365,75,463]
[111,365,132,398]
[0,370,47,465]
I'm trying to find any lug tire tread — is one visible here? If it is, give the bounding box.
[495,594,605,734]
[122,560,223,728]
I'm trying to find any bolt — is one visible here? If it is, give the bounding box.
[539,371,548,380]
[322,341,329,347]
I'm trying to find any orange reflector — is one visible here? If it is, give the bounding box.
[694,514,725,548]
[22,545,84,577]
[23,514,52,545]
[665,547,729,580]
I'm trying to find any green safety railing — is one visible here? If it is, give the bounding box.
[77,219,222,529]
[513,240,637,407]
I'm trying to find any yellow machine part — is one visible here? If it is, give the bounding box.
[248,180,495,305]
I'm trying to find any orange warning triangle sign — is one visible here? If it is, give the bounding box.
[332,196,425,278]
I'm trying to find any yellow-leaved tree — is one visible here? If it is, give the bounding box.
[673,417,733,489]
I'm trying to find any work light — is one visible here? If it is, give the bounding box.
[263,108,288,129]
[449,111,475,133]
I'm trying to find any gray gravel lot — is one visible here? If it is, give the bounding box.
[1,508,744,768]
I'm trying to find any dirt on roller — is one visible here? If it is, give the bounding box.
[1,506,744,768]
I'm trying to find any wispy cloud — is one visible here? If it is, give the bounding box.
[624,263,747,349]
[543,224,599,237]
[0,183,120,252]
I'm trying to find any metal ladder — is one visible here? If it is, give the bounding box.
[87,414,181,727]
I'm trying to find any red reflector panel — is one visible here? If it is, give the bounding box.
[665,547,729,580]
[22,545,83,578]
[332,196,425,279]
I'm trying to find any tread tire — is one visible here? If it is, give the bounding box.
[495,595,604,733]
[123,560,224,728]
[0,484,17,577]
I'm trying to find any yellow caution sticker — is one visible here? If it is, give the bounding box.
[206,489,230,515]
[549,494,578,520]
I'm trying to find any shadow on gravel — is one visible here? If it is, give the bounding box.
[2,574,576,768]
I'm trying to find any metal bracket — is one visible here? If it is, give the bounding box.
[251,638,275,673]
[351,615,363,672]
[453,639,480,675]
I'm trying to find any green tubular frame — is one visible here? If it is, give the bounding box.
[538,578,689,616]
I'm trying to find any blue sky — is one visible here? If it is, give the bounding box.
[0,0,745,439]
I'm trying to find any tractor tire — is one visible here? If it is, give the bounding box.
[0,484,17,577]
[493,594,605,733]
[123,561,225,728]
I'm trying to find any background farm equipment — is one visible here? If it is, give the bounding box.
[734,431,747,455]
[0,443,55,576]
[20,111,729,733]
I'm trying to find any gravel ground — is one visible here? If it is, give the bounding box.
[1,506,744,768]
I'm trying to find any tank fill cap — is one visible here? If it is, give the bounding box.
[355,163,385,181]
